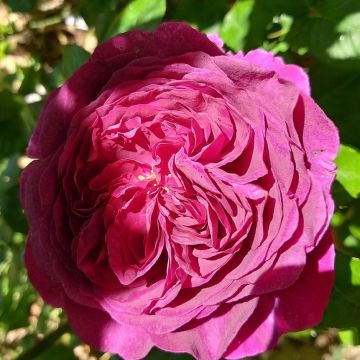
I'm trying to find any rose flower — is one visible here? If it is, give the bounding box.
[21,22,339,360]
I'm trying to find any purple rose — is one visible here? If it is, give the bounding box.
[21,22,339,360]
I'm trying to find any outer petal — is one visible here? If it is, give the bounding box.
[27,62,110,159]
[237,49,311,95]
[294,95,339,179]
[275,230,335,332]
[28,22,223,159]
[224,297,279,359]
[207,33,224,50]
[225,231,334,358]
[151,299,258,360]
[25,237,64,308]
[93,22,223,62]
[65,298,154,360]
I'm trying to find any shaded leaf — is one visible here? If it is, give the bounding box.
[19,66,41,96]
[321,253,360,330]
[61,45,90,79]
[78,0,118,41]
[36,344,77,360]
[310,65,360,149]
[0,91,32,159]
[6,0,37,13]
[287,0,360,68]
[0,184,28,233]
[146,347,193,360]
[242,0,309,50]
[165,0,230,32]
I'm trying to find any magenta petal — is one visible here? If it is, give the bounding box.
[65,298,154,360]
[151,299,258,360]
[93,21,223,62]
[239,49,311,95]
[296,95,339,176]
[207,33,224,50]
[224,297,279,359]
[225,232,334,358]
[275,231,335,332]
[25,237,64,308]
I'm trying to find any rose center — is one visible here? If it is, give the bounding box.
[137,168,172,195]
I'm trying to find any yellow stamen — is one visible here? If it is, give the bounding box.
[146,173,156,180]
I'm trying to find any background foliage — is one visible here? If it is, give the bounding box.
[0,0,360,359]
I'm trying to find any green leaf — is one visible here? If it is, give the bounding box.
[61,45,90,79]
[326,12,360,61]
[220,0,255,51]
[6,0,38,13]
[0,184,28,234]
[240,0,309,50]
[338,328,359,346]
[165,0,230,32]
[36,344,78,360]
[251,0,311,16]
[104,0,166,40]
[343,235,360,257]
[19,65,41,96]
[47,63,65,90]
[321,252,360,330]
[78,0,118,41]
[287,0,360,68]
[0,91,32,159]
[310,64,360,149]
[0,157,27,233]
[336,145,360,198]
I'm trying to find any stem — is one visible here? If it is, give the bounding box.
[28,10,69,30]
[16,322,71,360]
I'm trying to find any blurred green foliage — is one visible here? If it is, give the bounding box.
[1,0,360,359]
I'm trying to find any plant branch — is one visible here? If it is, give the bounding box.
[16,322,71,360]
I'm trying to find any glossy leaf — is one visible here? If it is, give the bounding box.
[336,145,360,198]
[220,0,255,51]
[105,0,166,39]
